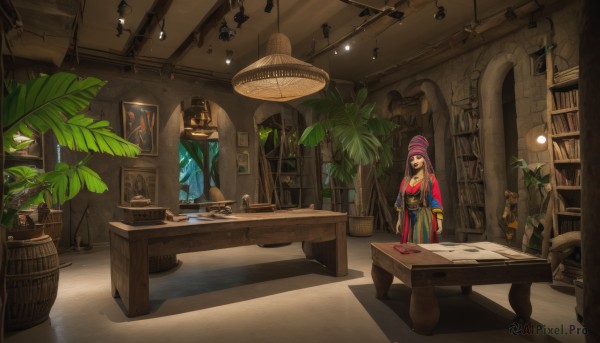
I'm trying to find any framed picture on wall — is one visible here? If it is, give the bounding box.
[122,101,159,156]
[236,151,250,175]
[121,167,159,205]
[237,131,249,147]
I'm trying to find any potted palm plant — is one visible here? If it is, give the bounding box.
[511,157,551,255]
[299,88,395,236]
[1,72,140,332]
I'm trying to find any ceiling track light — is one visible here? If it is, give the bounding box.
[234,1,249,29]
[372,47,379,60]
[434,1,445,20]
[264,0,273,13]
[388,11,404,20]
[321,23,331,39]
[505,7,517,21]
[117,0,132,21]
[225,50,233,65]
[159,18,166,41]
[359,8,370,17]
[116,0,132,37]
[218,20,235,41]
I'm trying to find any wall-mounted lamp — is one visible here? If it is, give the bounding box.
[159,19,167,41]
[434,1,445,20]
[225,50,233,65]
[526,123,548,152]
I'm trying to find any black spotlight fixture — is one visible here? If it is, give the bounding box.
[388,11,404,20]
[434,1,445,20]
[359,8,370,17]
[321,23,331,39]
[218,20,235,41]
[504,7,517,21]
[116,20,124,37]
[372,47,379,60]
[264,0,273,13]
[116,0,132,37]
[528,13,537,29]
[159,18,167,41]
[234,2,249,29]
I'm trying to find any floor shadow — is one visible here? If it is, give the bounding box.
[107,258,363,322]
[349,283,563,342]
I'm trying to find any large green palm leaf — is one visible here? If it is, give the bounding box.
[1,72,140,226]
[3,72,139,157]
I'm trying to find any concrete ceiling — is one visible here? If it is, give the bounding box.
[2,0,565,88]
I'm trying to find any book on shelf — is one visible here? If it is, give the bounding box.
[553,66,579,84]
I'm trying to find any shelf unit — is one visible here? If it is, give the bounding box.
[547,67,581,236]
[547,65,581,283]
[451,106,486,237]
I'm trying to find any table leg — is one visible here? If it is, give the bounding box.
[410,286,439,335]
[110,232,150,317]
[371,263,393,299]
[509,283,532,321]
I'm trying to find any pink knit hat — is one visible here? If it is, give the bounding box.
[405,135,434,174]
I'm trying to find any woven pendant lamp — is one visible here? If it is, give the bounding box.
[232,3,329,102]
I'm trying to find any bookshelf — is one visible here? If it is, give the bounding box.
[547,65,581,284]
[548,66,581,236]
[451,105,486,238]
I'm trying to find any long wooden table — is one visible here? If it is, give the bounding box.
[371,242,552,335]
[109,209,348,317]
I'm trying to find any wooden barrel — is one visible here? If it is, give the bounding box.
[41,210,63,251]
[5,235,60,331]
[149,254,178,273]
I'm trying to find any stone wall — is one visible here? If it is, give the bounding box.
[369,0,581,243]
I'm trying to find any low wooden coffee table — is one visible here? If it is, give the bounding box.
[371,242,552,335]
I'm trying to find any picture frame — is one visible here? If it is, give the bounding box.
[122,101,159,156]
[236,151,250,175]
[121,167,159,205]
[237,131,249,147]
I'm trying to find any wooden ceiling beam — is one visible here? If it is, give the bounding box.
[124,0,173,58]
[166,0,233,67]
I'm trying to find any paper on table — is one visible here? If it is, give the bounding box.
[418,243,472,251]
[434,249,509,261]
[464,241,509,252]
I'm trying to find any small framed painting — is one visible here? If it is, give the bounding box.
[237,131,249,147]
[121,167,159,205]
[236,151,250,175]
[122,101,159,156]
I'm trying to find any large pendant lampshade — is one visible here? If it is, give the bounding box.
[232,4,329,102]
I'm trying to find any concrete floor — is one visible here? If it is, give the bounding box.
[5,232,586,343]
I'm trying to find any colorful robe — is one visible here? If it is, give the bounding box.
[394,175,443,244]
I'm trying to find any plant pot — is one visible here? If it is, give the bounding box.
[348,215,374,237]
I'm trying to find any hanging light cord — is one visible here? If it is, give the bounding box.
[277,0,280,33]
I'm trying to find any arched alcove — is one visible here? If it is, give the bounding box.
[252,103,318,209]
[177,98,235,210]
[396,80,456,236]
[480,53,526,243]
